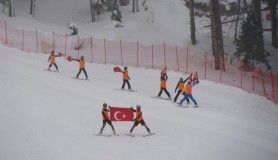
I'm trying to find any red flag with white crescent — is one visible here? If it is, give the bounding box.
[113,66,123,73]
[109,107,134,121]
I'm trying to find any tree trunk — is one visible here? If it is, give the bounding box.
[209,0,225,70]
[189,0,196,45]
[252,0,264,67]
[90,0,95,22]
[132,0,138,13]
[3,0,6,13]
[270,0,277,48]
[30,0,33,14]
[234,0,241,43]
[9,0,15,17]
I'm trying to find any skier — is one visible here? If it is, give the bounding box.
[157,73,171,100]
[178,81,198,107]
[129,105,151,134]
[121,66,132,90]
[47,51,61,71]
[72,56,88,80]
[99,103,116,135]
[174,77,189,102]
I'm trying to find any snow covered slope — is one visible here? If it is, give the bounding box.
[0,45,278,160]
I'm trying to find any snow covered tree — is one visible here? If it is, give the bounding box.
[132,0,139,13]
[209,0,225,70]
[8,0,15,17]
[233,3,271,70]
[105,0,118,11]
[111,9,122,22]
[90,0,103,22]
[189,0,196,45]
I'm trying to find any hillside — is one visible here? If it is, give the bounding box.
[0,43,278,160]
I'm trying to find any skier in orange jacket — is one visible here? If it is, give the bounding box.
[129,105,151,134]
[72,56,88,79]
[178,81,198,107]
[98,103,116,135]
[121,66,132,90]
[47,51,61,71]
[157,73,171,99]
[173,77,191,102]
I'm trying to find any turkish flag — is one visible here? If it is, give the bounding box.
[109,107,134,121]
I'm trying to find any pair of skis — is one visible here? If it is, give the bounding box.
[94,133,156,137]
[151,96,199,108]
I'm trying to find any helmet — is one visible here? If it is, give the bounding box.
[136,105,141,109]
[124,66,128,70]
[179,77,183,81]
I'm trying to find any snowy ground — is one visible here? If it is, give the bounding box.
[0,44,278,160]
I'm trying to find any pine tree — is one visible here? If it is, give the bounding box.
[234,6,271,70]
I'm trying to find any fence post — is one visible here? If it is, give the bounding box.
[240,68,243,88]
[175,46,179,71]
[90,36,93,63]
[151,44,154,68]
[52,32,55,52]
[137,41,139,67]
[77,35,80,58]
[120,40,123,66]
[64,33,67,56]
[252,71,255,92]
[204,51,207,79]
[261,69,266,95]
[270,70,275,100]
[163,43,166,67]
[36,29,38,53]
[219,56,223,83]
[4,20,7,44]
[104,38,107,64]
[186,47,188,74]
[22,29,24,51]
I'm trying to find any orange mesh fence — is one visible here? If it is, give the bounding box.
[1,20,277,104]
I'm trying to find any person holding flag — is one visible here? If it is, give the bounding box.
[129,105,151,135]
[113,66,133,90]
[98,103,117,135]
[69,56,88,80]
[47,51,62,71]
